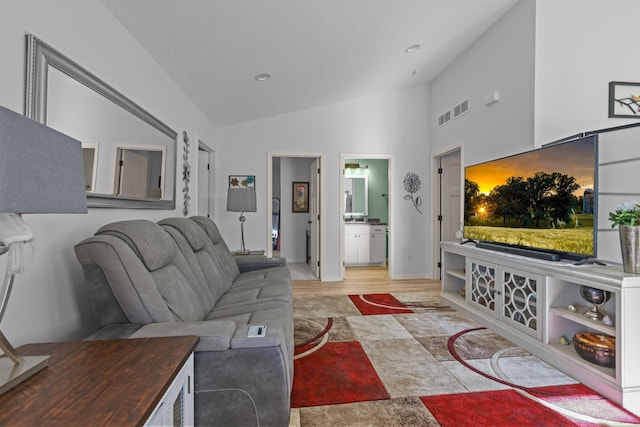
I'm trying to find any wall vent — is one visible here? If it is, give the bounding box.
[453,98,470,119]
[438,110,452,127]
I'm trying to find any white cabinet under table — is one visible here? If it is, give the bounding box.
[441,241,640,415]
[345,223,386,265]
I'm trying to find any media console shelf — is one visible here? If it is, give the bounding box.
[441,241,640,415]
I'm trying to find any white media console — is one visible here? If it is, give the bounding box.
[440,241,640,415]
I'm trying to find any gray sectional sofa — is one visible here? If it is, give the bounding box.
[74,216,293,427]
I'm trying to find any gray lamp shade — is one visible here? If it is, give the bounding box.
[0,106,87,214]
[227,188,257,212]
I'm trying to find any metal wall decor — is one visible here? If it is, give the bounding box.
[403,172,422,214]
[182,131,190,216]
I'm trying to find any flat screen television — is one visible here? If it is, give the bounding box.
[463,134,598,261]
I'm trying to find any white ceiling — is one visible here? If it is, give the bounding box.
[100,0,519,127]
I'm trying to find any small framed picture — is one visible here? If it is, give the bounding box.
[229,175,255,188]
[292,181,309,213]
[609,81,640,118]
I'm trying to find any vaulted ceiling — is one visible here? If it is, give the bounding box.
[101,0,519,127]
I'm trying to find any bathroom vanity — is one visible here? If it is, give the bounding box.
[345,223,386,266]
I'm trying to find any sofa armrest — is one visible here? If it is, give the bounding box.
[233,254,287,273]
[128,320,237,352]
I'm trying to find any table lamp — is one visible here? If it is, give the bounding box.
[226,187,257,253]
[0,105,87,395]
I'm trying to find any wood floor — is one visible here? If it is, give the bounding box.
[291,266,441,296]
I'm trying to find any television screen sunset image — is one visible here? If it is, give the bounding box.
[464,136,597,257]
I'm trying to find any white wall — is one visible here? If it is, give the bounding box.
[429,0,536,164]
[0,0,218,345]
[217,86,431,280]
[534,0,640,144]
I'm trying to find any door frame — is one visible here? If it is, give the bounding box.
[431,143,463,279]
[339,153,393,280]
[267,151,324,279]
[197,140,215,217]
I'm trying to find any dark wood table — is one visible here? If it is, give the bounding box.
[0,335,199,426]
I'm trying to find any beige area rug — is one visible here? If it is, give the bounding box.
[288,292,640,427]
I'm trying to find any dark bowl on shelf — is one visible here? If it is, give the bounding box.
[572,333,615,368]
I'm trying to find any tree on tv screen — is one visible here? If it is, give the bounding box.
[465,171,582,229]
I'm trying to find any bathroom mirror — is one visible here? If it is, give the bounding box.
[25,34,177,209]
[344,176,368,216]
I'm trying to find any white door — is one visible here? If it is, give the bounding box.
[309,159,320,278]
[370,226,386,264]
[441,153,461,241]
[344,230,358,264]
[118,149,148,198]
[437,150,462,278]
[197,147,212,217]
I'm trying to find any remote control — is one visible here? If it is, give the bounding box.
[247,325,267,338]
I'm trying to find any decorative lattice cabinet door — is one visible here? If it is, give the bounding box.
[467,258,498,316]
[501,267,542,339]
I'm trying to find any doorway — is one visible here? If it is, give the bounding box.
[197,141,215,217]
[114,146,166,199]
[267,153,322,280]
[432,145,462,279]
[339,154,392,280]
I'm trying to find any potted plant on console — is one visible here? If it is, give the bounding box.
[609,201,640,274]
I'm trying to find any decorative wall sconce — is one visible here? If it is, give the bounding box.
[403,172,422,214]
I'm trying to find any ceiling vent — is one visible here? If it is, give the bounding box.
[438,110,452,127]
[453,98,470,119]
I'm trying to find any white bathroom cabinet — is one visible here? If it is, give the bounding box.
[345,223,386,266]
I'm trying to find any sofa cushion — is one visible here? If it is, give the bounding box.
[166,217,292,307]
[190,216,241,282]
[96,220,173,272]
[129,320,237,352]
[159,218,225,310]
[95,219,209,322]
[159,217,206,251]
[75,233,206,323]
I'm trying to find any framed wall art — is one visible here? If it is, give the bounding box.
[292,181,309,213]
[609,81,640,118]
[229,175,255,188]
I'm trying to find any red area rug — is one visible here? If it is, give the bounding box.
[291,341,390,408]
[422,389,580,427]
[292,294,640,425]
[421,383,640,426]
[348,293,413,315]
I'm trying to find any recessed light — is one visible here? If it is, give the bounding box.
[405,44,420,53]
[255,73,271,82]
